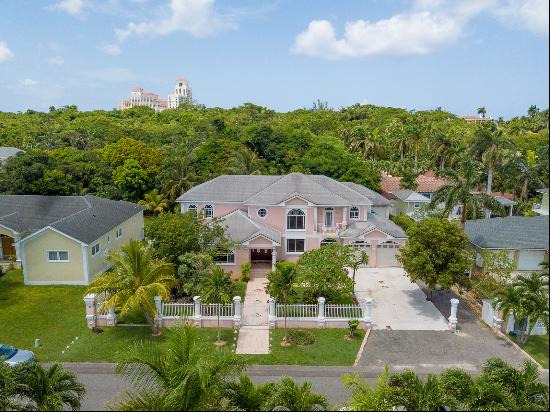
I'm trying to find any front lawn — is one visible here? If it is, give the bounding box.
[513,335,549,369]
[243,328,364,366]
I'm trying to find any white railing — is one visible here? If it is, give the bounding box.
[325,304,362,319]
[96,292,110,317]
[162,302,194,318]
[201,303,234,318]
[276,303,318,318]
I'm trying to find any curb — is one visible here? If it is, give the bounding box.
[353,328,371,367]
[493,328,546,370]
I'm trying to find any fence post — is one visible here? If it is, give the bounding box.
[268,298,276,329]
[448,298,459,331]
[83,293,97,329]
[317,297,326,328]
[193,296,202,328]
[363,297,373,328]
[233,296,242,329]
[154,296,163,329]
[106,305,117,327]
[492,302,503,332]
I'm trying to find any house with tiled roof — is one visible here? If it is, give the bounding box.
[0,195,144,285]
[177,173,406,277]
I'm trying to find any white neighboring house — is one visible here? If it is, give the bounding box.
[533,188,549,216]
[465,216,549,273]
[0,147,24,167]
[387,189,431,220]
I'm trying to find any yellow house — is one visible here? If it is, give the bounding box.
[0,195,144,285]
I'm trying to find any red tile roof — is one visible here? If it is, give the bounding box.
[381,171,447,194]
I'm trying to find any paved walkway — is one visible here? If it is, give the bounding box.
[236,265,271,354]
[353,267,448,330]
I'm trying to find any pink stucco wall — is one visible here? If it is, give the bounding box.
[216,248,249,280]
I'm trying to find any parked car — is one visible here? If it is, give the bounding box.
[0,344,35,366]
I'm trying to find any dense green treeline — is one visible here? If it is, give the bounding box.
[0,103,547,207]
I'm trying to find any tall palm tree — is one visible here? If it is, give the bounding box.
[266,261,298,344]
[138,189,168,215]
[225,374,273,411]
[477,106,487,118]
[343,367,392,411]
[386,119,407,161]
[262,376,329,411]
[111,327,244,411]
[349,127,382,160]
[15,362,85,411]
[86,240,176,335]
[159,157,198,206]
[201,266,234,344]
[429,161,504,225]
[503,154,544,200]
[225,149,262,175]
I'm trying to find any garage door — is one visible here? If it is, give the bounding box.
[350,241,372,264]
[377,241,401,267]
[517,250,545,271]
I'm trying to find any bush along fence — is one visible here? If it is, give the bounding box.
[481,298,547,336]
[83,293,117,329]
[268,297,374,329]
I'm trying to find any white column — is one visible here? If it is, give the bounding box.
[342,207,348,228]
[233,296,242,329]
[271,250,277,271]
[83,293,97,329]
[268,298,276,329]
[154,296,163,329]
[492,302,503,331]
[363,297,373,328]
[448,298,459,331]
[193,296,202,327]
[313,207,318,232]
[317,297,326,328]
[106,305,117,327]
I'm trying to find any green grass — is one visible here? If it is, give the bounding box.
[513,335,549,369]
[243,328,364,366]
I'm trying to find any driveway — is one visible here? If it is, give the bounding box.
[352,267,448,330]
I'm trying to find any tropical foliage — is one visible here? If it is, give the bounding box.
[266,261,298,343]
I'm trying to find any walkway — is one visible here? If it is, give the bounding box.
[236,264,271,354]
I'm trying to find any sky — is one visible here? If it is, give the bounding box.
[0,0,548,118]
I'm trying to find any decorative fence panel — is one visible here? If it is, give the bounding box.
[162,302,194,318]
[201,303,234,318]
[325,304,362,319]
[95,292,110,317]
[276,303,318,318]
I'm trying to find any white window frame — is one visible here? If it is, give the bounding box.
[91,243,100,256]
[257,208,268,219]
[214,251,235,265]
[286,238,305,254]
[204,204,214,218]
[286,208,306,231]
[116,228,123,239]
[414,202,421,209]
[324,207,334,227]
[47,250,69,263]
[188,204,197,212]
[350,206,360,220]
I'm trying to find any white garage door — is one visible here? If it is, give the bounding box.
[350,241,372,264]
[517,250,545,271]
[377,241,401,267]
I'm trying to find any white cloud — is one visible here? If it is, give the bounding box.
[494,0,549,36]
[48,56,65,65]
[101,0,236,55]
[0,41,14,63]
[53,0,85,16]
[22,78,39,87]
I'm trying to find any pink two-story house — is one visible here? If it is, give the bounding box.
[176,173,407,278]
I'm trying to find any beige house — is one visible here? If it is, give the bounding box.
[0,195,144,285]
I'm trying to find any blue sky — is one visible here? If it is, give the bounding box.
[0,0,548,118]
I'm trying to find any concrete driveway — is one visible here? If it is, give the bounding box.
[352,267,449,330]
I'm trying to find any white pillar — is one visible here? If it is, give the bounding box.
[154,296,163,329]
[342,207,348,228]
[313,207,318,232]
[271,250,277,271]
[107,305,117,327]
[83,293,97,329]
[363,297,373,328]
[492,302,503,331]
[193,296,202,327]
[448,298,459,331]
[317,297,326,328]
[268,298,276,329]
[233,296,242,329]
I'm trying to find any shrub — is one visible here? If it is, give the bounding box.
[348,319,359,338]
[390,214,415,232]
[240,262,251,282]
[287,330,316,346]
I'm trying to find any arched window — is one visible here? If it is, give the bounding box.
[287,209,305,230]
[203,204,213,218]
[350,207,360,219]
[188,204,197,213]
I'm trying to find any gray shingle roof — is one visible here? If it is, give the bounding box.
[0,147,24,161]
[177,173,379,206]
[219,210,281,244]
[341,182,390,206]
[0,195,144,243]
[464,216,549,250]
[339,213,407,239]
[392,190,431,202]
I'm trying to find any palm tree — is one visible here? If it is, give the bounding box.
[225,149,262,175]
[201,266,234,344]
[86,240,176,335]
[15,362,85,411]
[349,127,382,160]
[429,161,504,225]
[343,367,392,411]
[111,327,244,411]
[349,250,369,293]
[386,119,407,161]
[477,106,487,118]
[159,156,198,205]
[138,189,168,215]
[225,374,273,411]
[262,376,329,411]
[0,361,19,410]
[266,261,297,344]
[503,154,544,200]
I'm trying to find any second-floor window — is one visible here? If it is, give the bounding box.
[91,243,100,256]
[204,204,213,218]
[350,207,359,219]
[287,209,305,230]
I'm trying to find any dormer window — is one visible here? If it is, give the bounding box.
[204,204,213,218]
[287,209,305,230]
[350,207,359,219]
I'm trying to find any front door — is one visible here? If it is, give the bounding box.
[1,236,16,259]
[324,208,333,227]
[251,248,272,262]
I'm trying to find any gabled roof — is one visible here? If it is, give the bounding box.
[219,209,281,245]
[0,147,24,161]
[0,195,144,244]
[381,171,446,194]
[392,190,431,202]
[464,216,549,250]
[177,173,378,207]
[341,182,390,206]
[339,213,407,239]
